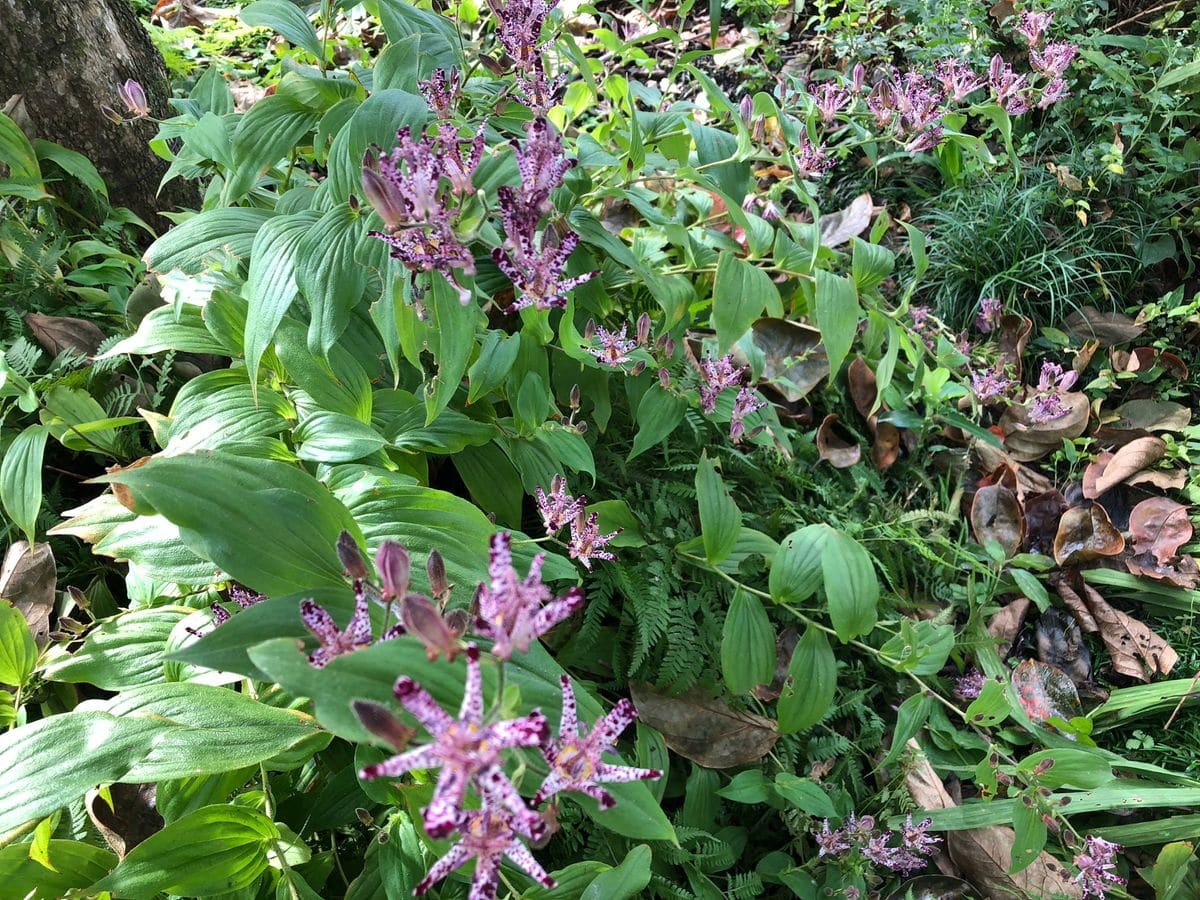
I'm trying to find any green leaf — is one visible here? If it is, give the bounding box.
[243,211,320,390]
[777,625,836,733]
[878,619,955,676]
[99,452,361,597]
[242,0,324,58]
[373,0,461,65]
[163,369,291,454]
[297,202,368,353]
[769,525,828,604]
[0,602,37,687]
[1158,59,1200,89]
[628,386,686,460]
[425,275,478,423]
[34,140,107,199]
[822,530,878,641]
[773,773,837,818]
[813,270,860,379]
[247,636,673,841]
[346,89,428,171]
[0,840,116,899]
[720,589,776,695]
[686,121,749,204]
[100,304,231,358]
[468,331,521,403]
[696,452,741,564]
[0,112,42,184]
[587,499,645,548]
[712,253,778,353]
[1017,749,1115,790]
[882,693,932,767]
[274,317,372,421]
[1009,801,1047,876]
[716,770,773,804]
[965,678,1010,727]
[144,208,274,274]
[581,845,652,900]
[452,442,524,527]
[850,237,894,293]
[1010,567,1050,612]
[295,411,387,462]
[92,804,277,898]
[41,607,186,690]
[0,423,48,544]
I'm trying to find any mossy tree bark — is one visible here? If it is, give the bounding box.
[0,0,198,233]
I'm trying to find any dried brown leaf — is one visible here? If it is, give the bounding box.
[997,314,1033,381]
[1108,399,1191,434]
[818,192,873,248]
[872,422,901,470]
[1079,582,1178,681]
[972,442,1054,500]
[1125,553,1200,590]
[988,597,1031,657]
[1023,490,1067,556]
[847,357,877,422]
[1084,436,1166,498]
[630,683,778,768]
[1062,307,1145,345]
[816,414,861,469]
[0,541,55,646]
[1129,497,1192,565]
[1036,606,1093,685]
[24,313,106,358]
[86,783,163,858]
[903,739,1083,900]
[743,318,829,403]
[969,485,1025,559]
[1000,394,1090,463]
[1125,468,1188,491]
[1054,505,1126,567]
[1054,582,1098,634]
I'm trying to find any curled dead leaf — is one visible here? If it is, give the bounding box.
[818,192,873,248]
[999,393,1090,462]
[1129,497,1193,565]
[847,357,877,422]
[86,783,163,858]
[1083,436,1166,499]
[903,739,1083,900]
[1053,505,1126,567]
[969,485,1025,559]
[0,541,55,646]
[744,318,829,403]
[1078,582,1178,681]
[988,597,1031,657]
[1125,468,1188,491]
[816,414,862,468]
[24,313,106,358]
[997,314,1033,381]
[1111,347,1188,380]
[1125,553,1200,590]
[1108,399,1191,434]
[873,421,901,470]
[972,442,1054,500]
[630,683,779,768]
[1062,307,1145,345]
[1023,490,1067,556]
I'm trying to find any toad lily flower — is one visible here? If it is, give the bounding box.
[414,795,556,899]
[300,587,375,669]
[568,511,619,570]
[1027,361,1078,423]
[533,676,661,809]
[730,386,767,443]
[586,324,637,367]
[698,352,746,414]
[474,533,585,660]
[119,79,150,117]
[535,475,585,535]
[359,644,550,839]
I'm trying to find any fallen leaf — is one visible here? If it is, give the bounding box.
[753,627,799,703]
[847,357,877,422]
[1023,491,1067,556]
[1108,399,1191,434]
[0,541,55,646]
[988,597,1031,657]
[1072,339,1100,374]
[24,313,106,357]
[1053,505,1126,567]
[743,318,829,403]
[972,442,1054,500]
[1036,606,1093,686]
[988,0,1016,24]
[816,414,862,468]
[1129,498,1193,564]
[1062,307,1145,345]
[1125,468,1188,491]
[1084,437,1166,498]
[1078,582,1178,681]
[1053,583,1099,634]
[818,193,873,248]
[86,783,163,858]
[977,463,1018,492]
[872,422,901,470]
[970,485,1025,559]
[904,739,1083,900]
[1012,658,1083,723]
[1112,347,1188,380]
[997,314,1033,381]
[630,683,779,768]
[1081,453,1113,500]
[1125,553,1200,590]
[1000,393,1090,462]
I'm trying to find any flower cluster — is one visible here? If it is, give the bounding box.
[185,585,265,638]
[976,296,1003,333]
[364,125,484,303]
[1074,835,1124,897]
[1027,360,1078,423]
[698,352,768,443]
[535,475,620,569]
[487,0,565,112]
[954,668,986,701]
[420,68,462,119]
[1017,11,1078,109]
[493,118,596,311]
[970,365,1014,404]
[815,812,940,875]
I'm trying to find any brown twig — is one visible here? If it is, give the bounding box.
[1104,0,1184,33]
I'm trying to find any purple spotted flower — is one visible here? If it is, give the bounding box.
[475,533,585,660]
[586,324,637,367]
[488,0,559,72]
[971,366,1013,403]
[1030,42,1079,79]
[359,644,550,839]
[863,833,926,874]
[1074,835,1124,897]
[699,352,745,414]
[900,815,941,857]
[186,585,266,638]
[568,510,619,570]
[119,79,150,117]
[815,820,851,857]
[816,811,937,875]
[420,69,462,119]
[976,296,1003,333]
[414,794,555,899]
[300,587,374,669]
[867,81,897,128]
[1016,11,1053,48]
[1038,77,1072,108]
[955,669,986,700]
[989,56,1031,115]
[515,58,567,113]
[730,386,767,443]
[533,675,661,808]
[795,129,834,178]
[810,81,851,123]
[535,475,585,535]
[935,59,986,102]
[1027,361,1078,423]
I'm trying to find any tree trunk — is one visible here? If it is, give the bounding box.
[0,0,199,234]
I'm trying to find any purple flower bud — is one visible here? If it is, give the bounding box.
[658,368,671,388]
[362,165,406,232]
[569,383,580,409]
[630,360,647,376]
[352,699,417,751]
[636,312,652,346]
[100,105,123,124]
[583,319,596,340]
[852,63,865,92]
[739,94,754,125]
[376,541,411,600]
[337,531,369,581]
[427,549,449,602]
[119,79,150,117]
[400,593,464,661]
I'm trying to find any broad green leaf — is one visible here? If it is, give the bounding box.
[373,0,461,66]
[850,237,894,293]
[0,423,47,545]
[425,275,478,423]
[33,140,106,199]
[720,589,775,695]
[769,525,828,604]
[274,317,372,421]
[295,411,387,462]
[965,678,1010,727]
[1009,801,1047,876]
[882,693,932,767]
[378,812,425,899]
[581,844,652,900]
[0,602,37,687]
[243,211,320,390]
[99,304,231,357]
[144,208,274,274]
[452,442,524,527]
[813,270,859,378]
[346,89,428,171]
[41,607,187,690]
[587,499,645,548]
[696,453,740,564]
[628,386,686,460]
[717,770,773,804]
[822,530,878,641]
[91,804,278,897]
[99,452,362,597]
[711,253,778,353]
[777,625,836,733]
[879,618,955,676]
[773,773,837,818]
[0,112,42,184]
[1017,749,1114,790]
[164,369,291,454]
[468,331,521,403]
[242,0,324,58]
[297,202,368,353]
[686,121,749,204]
[190,65,234,116]
[248,636,674,841]
[0,840,116,898]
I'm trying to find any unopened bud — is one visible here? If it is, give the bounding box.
[752,115,766,143]
[352,699,417,751]
[739,94,753,125]
[100,104,124,124]
[636,312,652,346]
[1033,758,1055,776]
[663,336,677,357]
[1041,813,1059,833]
[575,421,588,435]
[569,384,580,410]
[583,319,596,340]
[427,550,449,601]
[119,79,150,117]
[631,360,646,376]
[337,531,369,581]
[362,166,405,232]
[852,63,865,92]
[376,541,411,600]
[356,808,374,826]
[658,368,670,388]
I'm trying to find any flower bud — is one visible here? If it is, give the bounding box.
[1033,758,1055,776]
[119,79,150,117]
[583,319,596,340]
[663,336,677,357]
[100,104,123,124]
[336,530,369,581]
[362,166,405,232]
[658,368,670,389]
[739,94,753,125]
[569,383,580,410]
[630,360,646,376]
[636,312,652,346]
[575,421,588,435]
[376,541,411,600]
[401,593,462,661]
[427,550,449,602]
[352,699,417,751]
[852,63,865,92]
[752,115,766,143]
